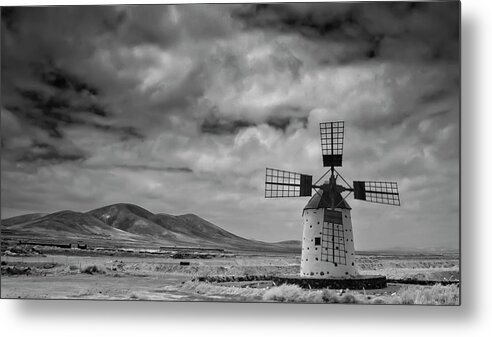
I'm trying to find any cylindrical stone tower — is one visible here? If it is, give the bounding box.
[300,186,357,278]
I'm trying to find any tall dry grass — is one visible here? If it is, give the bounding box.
[182,282,459,305]
[262,285,323,303]
[181,281,265,298]
[397,284,459,305]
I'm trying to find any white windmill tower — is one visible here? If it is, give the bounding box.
[265,121,400,283]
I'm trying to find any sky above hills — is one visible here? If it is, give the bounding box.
[0,2,460,250]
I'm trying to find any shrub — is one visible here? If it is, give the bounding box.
[81,265,105,275]
[262,284,325,303]
[370,297,386,304]
[321,289,359,304]
[399,288,415,304]
[338,293,357,304]
[416,284,459,305]
[321,289,340,303]
[397,284,459,305]
[262,284,305,302]
[181,281,264,298]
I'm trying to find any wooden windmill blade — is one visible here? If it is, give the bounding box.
[320,121,344,167]
[265,168,313,198]
[353,181,401,206]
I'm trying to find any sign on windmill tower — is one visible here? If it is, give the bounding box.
[265,121,401,289]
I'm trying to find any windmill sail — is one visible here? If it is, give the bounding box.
[320,121,344,167]
[265,168,312,198]
[353,181,400,206]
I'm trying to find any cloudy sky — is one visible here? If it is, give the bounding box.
[0,2,459,250]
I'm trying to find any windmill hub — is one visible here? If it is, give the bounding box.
[265,121,401,288]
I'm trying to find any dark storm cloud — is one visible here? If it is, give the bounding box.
[87,163,193,173]
[18,142,86,164]
[233,2,459,63]
[1,6,150,164]
[40,67,99,96]
[1,7,17,31]
[0,7,123,67]
[200,104,309,134]
[13,83,105,134]
[266,115,308,131]
[113,4,235,48]
[87,123,144,140]
[6,78,142,141]
[201,116,255,135]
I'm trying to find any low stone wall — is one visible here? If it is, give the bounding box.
[272,275,387,289]
[193,274,387,289]
[194,275,272,283]
[387,278,460,286]
[194,275,458,289]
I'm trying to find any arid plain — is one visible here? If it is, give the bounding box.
[1,204,459,304]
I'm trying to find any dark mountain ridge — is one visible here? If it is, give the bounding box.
[1,203,301,253]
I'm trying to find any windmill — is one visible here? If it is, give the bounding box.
[265,121,400,281]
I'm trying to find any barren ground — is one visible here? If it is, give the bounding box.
[1,248,459,304]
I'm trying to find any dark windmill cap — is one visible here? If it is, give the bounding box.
[304,187,351,210]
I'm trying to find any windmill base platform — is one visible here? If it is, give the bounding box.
[272,275,387,290]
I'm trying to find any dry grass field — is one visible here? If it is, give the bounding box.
[0,245,459,305]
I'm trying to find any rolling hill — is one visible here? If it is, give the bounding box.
[1,203,301,253]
